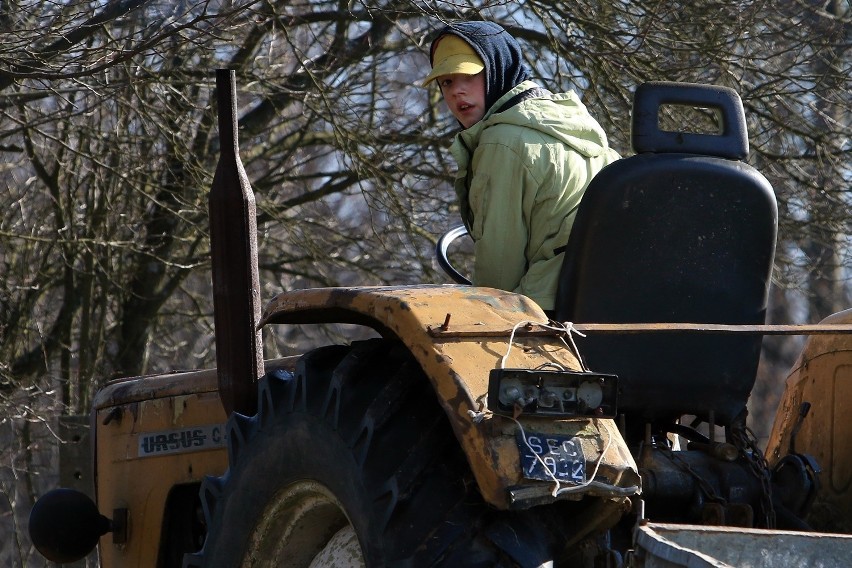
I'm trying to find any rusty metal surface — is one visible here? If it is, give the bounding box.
[765,308,852,533]
[88,283,639,567]
[261,284,640,509]
[209,69,263,417]
[427,323,565,339]
[571,322,852,335]
[425,322,852,340]
[92,357,297,568]
[93,368,220,409]
[94,373,228,567]
[633,522,852,567]
[92,357,299,410]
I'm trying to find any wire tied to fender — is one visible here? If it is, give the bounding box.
[499,319,588,371]
[467,319,615,497]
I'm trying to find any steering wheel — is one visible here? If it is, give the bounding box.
[435,225,472,285]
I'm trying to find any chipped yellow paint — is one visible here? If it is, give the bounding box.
[93,368,228,567]
[91,357,299,568]
[261,285,640,509]
[88,286,640,566]
[765,308,852,531]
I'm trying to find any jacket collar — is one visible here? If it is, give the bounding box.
[454,80,541,151]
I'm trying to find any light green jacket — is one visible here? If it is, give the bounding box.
[450,81,620,311]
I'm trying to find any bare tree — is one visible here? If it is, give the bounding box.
[0,1,849,559]
[1,0,845,395]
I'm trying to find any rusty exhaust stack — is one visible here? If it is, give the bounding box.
[209,69,263,416]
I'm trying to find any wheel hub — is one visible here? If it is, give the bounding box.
[243,480,365,568]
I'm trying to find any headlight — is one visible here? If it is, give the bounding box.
[488,368,618,418]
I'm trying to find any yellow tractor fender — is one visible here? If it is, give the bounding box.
[260,284,639,510]
[765,308,852,532]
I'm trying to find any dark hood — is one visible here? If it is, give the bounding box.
[429,21,530,112]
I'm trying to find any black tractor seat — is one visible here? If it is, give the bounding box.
[553,82,778,432]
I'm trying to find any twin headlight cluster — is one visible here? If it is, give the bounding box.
[488,368,618,418]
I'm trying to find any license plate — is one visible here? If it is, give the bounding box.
[516,431,586,483]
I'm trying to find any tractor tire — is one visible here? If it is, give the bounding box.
[184,338,565,568]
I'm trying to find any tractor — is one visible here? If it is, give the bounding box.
[28,71,852,567]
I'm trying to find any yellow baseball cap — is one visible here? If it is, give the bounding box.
[421,35,485,87]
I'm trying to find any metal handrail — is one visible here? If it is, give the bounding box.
[435,224,472,285]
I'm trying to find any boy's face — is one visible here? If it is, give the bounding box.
[437,72,486,129]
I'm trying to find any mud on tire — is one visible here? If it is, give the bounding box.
[185,338,561,567]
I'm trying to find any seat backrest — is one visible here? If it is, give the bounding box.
[553,82,777,426]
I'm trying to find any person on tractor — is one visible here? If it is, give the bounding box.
[422,20,619,313]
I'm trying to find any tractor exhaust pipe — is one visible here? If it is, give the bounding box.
[209,69,263,416]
